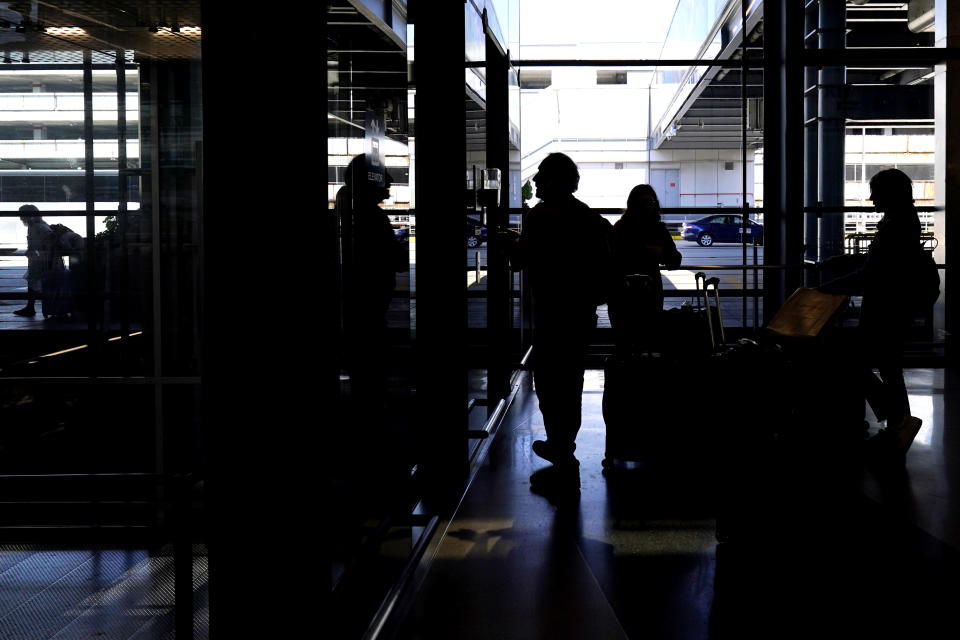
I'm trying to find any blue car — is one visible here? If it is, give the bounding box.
[682,214,763,247]
[466,217,487,248]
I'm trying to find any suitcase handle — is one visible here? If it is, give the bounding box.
[694,272,715,350]
[694,272,725,349]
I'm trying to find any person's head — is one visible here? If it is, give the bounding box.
[18,203,40,226]
[342,154,391,207]
[626,184,661,219]
[869,168,913,213]
[533,153,579,201]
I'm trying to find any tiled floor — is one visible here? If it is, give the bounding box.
[398,367,960,639]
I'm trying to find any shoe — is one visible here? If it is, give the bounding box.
[865,427,900,460]
[893,416,923,454]
[532,439,577,465]
[530,464,580,498]
[13,307,35,317]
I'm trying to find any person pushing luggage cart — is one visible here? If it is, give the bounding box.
[13,204,54,318]
[817,168,937,458]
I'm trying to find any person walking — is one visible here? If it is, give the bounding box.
[819,168,934,457]
[13,204,53,317]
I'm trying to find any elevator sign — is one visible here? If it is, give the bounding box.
[365,111,386,187]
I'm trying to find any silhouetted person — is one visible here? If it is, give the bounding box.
[505,153,614,488]
[14,204,53,317]
[819,168,928,455]
[608,184,682,355]
[337,154,405,407]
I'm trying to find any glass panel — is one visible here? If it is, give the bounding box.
[0,63,141,333]
[329,0,416,604]
[520,60,761,329]
[517,0,710,61]
[801,2,942,348]
[0,2,201,477]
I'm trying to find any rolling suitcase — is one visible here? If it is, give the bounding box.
[40,267,73,318]
[601,272,723,469]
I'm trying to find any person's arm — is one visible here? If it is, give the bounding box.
[656,225,682,270]
[819,268,864,295]
[820,253,865,275]
[500,210,534,271]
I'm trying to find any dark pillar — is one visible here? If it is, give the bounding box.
[414,3,469,506]
[203,2,324,635]
[485,13,511,403]
[818,0,846,261]
[934,0,959,352]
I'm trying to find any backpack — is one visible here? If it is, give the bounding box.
[47,224,84,255]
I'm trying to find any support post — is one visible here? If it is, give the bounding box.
[764,0,805,321]
[818,0,846,262]
[485,17,512,403]
[935,0,959,351]
[414,2,470,506]
[804,1,820,281]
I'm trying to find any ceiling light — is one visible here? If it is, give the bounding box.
[45,26,86,36]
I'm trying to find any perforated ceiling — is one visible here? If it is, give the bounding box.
[0,1,201,63]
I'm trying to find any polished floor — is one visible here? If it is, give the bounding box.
[397,367,960,639]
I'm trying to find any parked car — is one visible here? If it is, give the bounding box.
[466,217,487,248]
[681,214,763,246]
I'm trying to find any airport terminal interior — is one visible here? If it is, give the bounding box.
[0,0,957,638]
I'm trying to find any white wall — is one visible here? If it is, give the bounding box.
[520,70,758,210]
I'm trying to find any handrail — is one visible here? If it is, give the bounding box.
[519,345,533,369]
[356,516,441,640]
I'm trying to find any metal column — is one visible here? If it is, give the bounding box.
[934,0,959,351]
[83,51,97,336]
[804,1,820,281]
[818,0,846,261]
[764,0,805,322]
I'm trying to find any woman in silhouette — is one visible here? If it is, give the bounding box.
[607,184,682,355]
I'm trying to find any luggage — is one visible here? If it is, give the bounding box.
[764,287,848,341]
[40,266,73,318]
[601,271,723,469]
[715,287,856,544]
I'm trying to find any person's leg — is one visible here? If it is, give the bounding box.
[14,288,37,316]
[867,315,910,428]
[531,314,594,464]
[533,355,582,462]
[863,316,923,454]
[862,367,887,422]
[877,360,909,430]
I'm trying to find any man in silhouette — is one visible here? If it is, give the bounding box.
[337,154,404,404]
[819,168,930,456]
[505,153,614,488]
